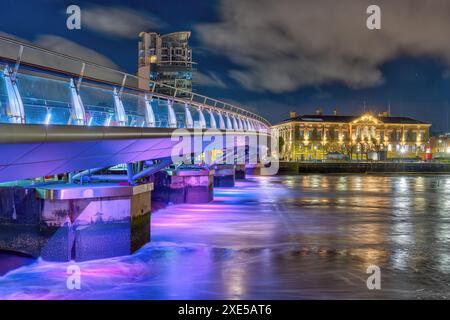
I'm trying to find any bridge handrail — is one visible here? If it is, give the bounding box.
[0,35,270,127]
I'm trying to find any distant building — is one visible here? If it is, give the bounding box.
[430,133,450,158]
[272,110,431,161]
[138,31,193,97]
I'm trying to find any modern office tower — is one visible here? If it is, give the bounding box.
[138,31,193,97]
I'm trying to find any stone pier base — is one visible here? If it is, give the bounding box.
[235,164,246,180]
[0,183,153,262]
[245,164,262,176]
[152,168,214,205]
[213,164,236,187]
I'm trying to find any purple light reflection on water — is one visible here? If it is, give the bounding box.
[1,175,450,299]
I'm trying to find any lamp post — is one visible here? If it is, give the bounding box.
[400,145,406,162]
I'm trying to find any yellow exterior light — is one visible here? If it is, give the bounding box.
[273,112,430,161]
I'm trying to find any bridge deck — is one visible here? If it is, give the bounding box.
[0,124,263,182]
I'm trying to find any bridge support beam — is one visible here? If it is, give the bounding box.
[0,183,153,261]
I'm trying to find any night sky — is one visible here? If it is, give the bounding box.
[1,0,450,131]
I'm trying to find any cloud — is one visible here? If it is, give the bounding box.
[443,70,450,79]
[196,0,450,93]
[82,6,165,39]
[35,35,118,68]
[194,71,227,88]
[220,97,294,122]
[0,32,120,82]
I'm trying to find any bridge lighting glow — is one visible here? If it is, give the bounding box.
[44,112,52,125]
[88,117,93,126]
[105,115,112,126]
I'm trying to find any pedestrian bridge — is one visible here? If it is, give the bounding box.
[0,35,270,183]
[0,36,274,262]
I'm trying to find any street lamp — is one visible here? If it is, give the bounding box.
[400,145,406,162]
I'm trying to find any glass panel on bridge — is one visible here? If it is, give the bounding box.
[213,111,223,129]
[15,73,71,125]
[0,74,9,123]
[121,91,145,127]
[152,99,170,128]
[204,109,213,128]
[0,69,267,130]
[79,84,115,126]
[172,101,186,128]
[188,105,202,128]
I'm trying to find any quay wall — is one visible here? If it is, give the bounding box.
[278,162,450,174]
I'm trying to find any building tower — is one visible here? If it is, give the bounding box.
[138,31,193,97]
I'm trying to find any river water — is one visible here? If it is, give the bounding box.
[1,174,450,299]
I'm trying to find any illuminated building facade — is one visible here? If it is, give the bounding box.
[138,31,193,97]
[430,133,450,158]
[272,110,431,161]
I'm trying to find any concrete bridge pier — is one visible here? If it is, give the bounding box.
[151,167,214,206]
[235,164,246,180]
[245,163,262,176]
[213,164,236,187]
[0,183,153,262]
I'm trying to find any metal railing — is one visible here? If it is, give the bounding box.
[0,34,270,129]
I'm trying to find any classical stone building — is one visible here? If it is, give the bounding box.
[430,133,450,158]
[272,111,431,161]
